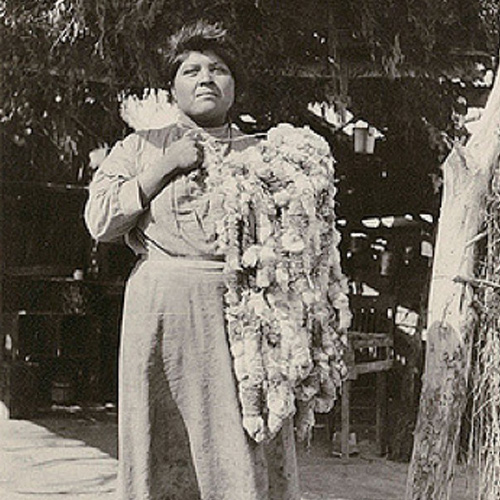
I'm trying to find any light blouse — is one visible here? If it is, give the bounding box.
[85,114,256,260]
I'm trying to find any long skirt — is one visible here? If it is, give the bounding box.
[117,257,301,500]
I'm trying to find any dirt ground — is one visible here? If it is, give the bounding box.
[31,409,475,500]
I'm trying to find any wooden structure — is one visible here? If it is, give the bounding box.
[0,180,129,418]
[406,49,500,500]
[339,295,394,458]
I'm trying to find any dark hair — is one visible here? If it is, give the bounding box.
[161,20,247,96]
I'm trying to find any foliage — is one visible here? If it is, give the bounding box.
[1,0,499,182]
[347,0,498,69]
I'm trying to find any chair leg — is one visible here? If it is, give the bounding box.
[375,371,387,456]
[341,380,351,460]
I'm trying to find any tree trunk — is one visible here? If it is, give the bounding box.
[405,57,500,500]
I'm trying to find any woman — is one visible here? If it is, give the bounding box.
[85,21,301,500]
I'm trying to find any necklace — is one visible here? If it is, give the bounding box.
[201,122,233,158]
[183,122,233,198]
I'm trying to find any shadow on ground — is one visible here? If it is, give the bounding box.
[28,406,475,500]
[33,405,118,459]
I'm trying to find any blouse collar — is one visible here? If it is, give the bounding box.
[176,110,233,140]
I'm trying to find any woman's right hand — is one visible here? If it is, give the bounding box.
[165,134,204,174]
[137,133,204,205]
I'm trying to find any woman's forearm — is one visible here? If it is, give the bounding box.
[136,156,177,206]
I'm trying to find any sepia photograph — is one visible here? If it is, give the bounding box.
[1,1,499,499]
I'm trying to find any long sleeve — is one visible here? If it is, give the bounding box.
[84,133,146,242]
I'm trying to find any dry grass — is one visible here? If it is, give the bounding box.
[469,165,500,499]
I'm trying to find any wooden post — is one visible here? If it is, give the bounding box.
[326,1,350,124]
[405,54,500,499]
[0,139,7,420]
[341,379,351,459]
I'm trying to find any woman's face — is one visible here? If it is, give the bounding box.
[171,50,235,127]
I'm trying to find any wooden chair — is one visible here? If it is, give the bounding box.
[339,295,395,459]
